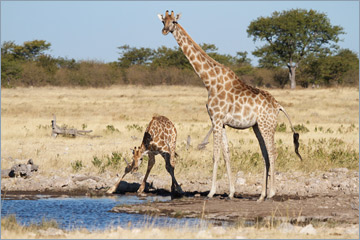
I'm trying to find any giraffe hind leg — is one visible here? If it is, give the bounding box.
[163,152,183,195]
[253,123,270,202]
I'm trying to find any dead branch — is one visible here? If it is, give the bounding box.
[51,114,98,138]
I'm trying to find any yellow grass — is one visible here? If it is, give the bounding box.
[1,86,359,179]
[1,215,358,239]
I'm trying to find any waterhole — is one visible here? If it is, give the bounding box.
[1,194,206,231]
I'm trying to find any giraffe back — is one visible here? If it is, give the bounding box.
[143,115,177,154]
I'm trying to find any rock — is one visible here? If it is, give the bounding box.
[236,177,246,185]
[300,224,317,235]
[1,169,11,178]
[331,168,349,173]
[76,179,98,189]
[277,222,295,233]
[3,159,39,178]
[345,225,359,235]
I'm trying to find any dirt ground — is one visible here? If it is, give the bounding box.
[110,192,359,226]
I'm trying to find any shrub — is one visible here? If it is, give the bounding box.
[71,160,83,172]
[92,152,125,173]
[276,123,287,132]
[293,124,309,133]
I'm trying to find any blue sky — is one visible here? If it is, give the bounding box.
[1,1,359,66]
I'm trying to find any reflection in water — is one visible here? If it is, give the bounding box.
[1,195,205,231]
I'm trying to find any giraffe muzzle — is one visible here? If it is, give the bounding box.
[162,28,170,35]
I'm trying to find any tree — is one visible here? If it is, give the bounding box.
[117,45,154,68]
[247,8,344,89]
[12,40,51,61]
[300,49,359,86]
[1,41,22,87]
[151,45,191,69]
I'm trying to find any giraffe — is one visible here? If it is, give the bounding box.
[107,115,183,196]
[158,11,302,201]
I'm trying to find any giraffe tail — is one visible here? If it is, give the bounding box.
[279,106,303,161]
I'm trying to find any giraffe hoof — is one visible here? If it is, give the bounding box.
[220,196,232,201]
[106,187,115,194]
[206,193,215,199]
[257,196,265,202]
[267,191,276,199]
[138,192,147,197]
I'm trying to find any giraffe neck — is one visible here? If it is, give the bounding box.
[172,24,228,90]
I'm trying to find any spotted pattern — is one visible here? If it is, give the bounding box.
[161,11,295,201]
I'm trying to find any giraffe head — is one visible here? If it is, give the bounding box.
[157,10,181,35]
[125,146,148,174]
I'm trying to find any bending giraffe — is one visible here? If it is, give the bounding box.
[158,11,302,201]
[107,115,183,196]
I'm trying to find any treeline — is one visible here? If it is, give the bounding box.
[1,40,358,88]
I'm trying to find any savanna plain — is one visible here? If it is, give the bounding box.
[1,86,359,239]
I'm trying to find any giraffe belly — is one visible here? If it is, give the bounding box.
[223,114,257,129]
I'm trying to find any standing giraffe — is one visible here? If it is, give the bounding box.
[107,115,183,196]
[158,11,302,201]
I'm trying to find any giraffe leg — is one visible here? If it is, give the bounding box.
[107,171,128,194]
[265,134,277,199]
[253,124,270,202]
[163,152,183,195]
[138,153,155,194]
[221,127,235,199]
[207,126,222,198]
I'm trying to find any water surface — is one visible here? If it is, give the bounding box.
[1,195,205,231]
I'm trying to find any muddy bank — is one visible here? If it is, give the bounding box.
[111,193,359,225]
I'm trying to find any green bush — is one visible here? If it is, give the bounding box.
[71,160,83,172]
[92,152,125,173]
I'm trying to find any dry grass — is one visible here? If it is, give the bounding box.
[1,215,358,239]
[1,86,359,180]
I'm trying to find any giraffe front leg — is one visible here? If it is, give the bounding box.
[138,153,155,194]
[207,127,222,198]
[107,172,127,194]
[221,127,235,199]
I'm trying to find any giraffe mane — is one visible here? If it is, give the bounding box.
[177,24,234,75]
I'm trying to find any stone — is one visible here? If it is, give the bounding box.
[236,177,246,185]
[300,224,317,235]
[331,168,349,174]
[277,222,295,233]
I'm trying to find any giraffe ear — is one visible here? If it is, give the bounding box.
[175,13,182,21]
[157,14,164,21]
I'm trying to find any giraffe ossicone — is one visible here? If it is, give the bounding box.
[158,10,302,201]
